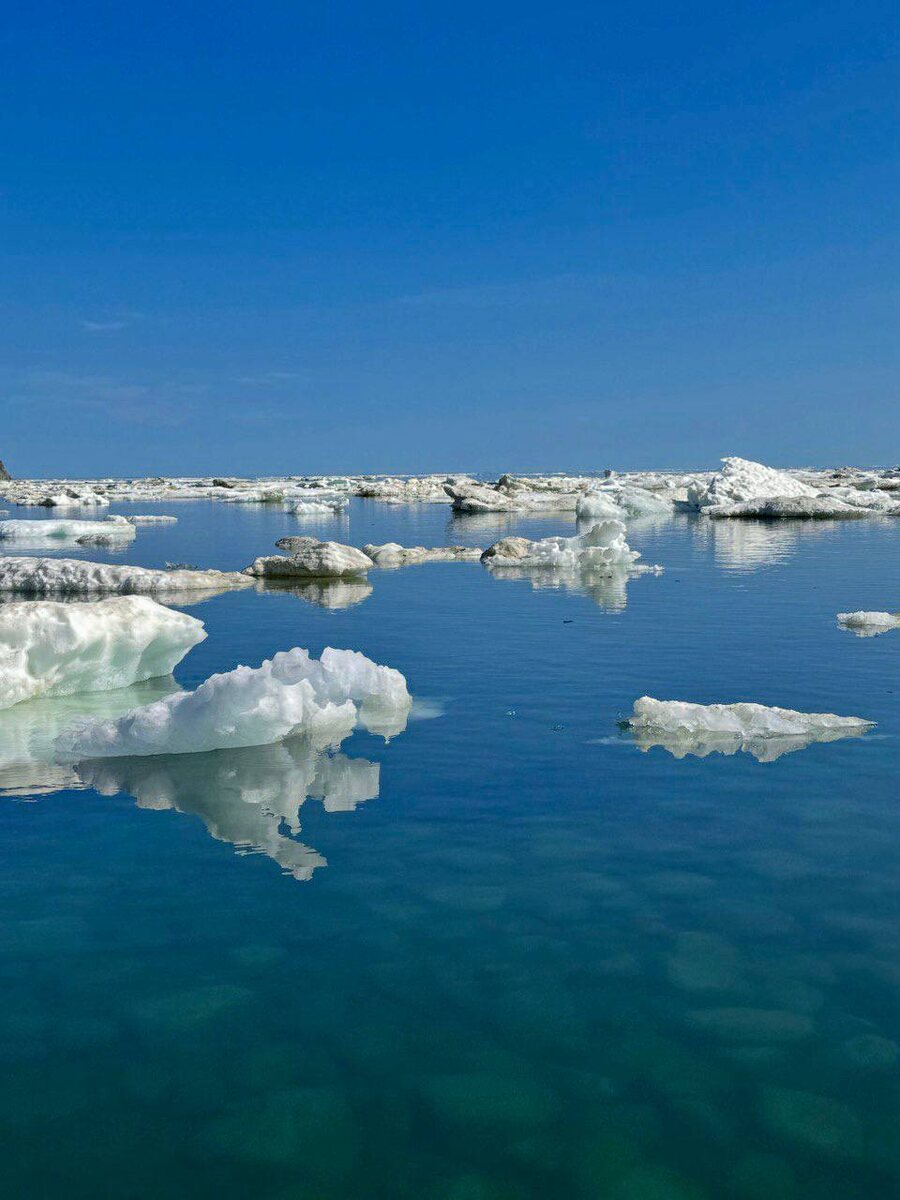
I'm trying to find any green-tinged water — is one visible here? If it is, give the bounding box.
[1,500,899,1198]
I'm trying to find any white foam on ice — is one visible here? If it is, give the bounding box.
[0,556,252,597]
[57,646,411,759]
[0,597,205,710]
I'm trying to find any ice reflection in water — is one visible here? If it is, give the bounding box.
[693,516,840,571]
[485,566,649,612]
[628,726,871,762]
[79,738,381,881]
[0,679,181,797]
[253,579,373,609]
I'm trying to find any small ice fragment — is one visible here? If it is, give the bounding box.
[837,611,900,637]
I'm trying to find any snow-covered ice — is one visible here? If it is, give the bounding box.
[0,556,252,598]
[687,458,819,512]
[0,597,205,710]
[707,496,868,520]
[627,696,874,761]
[837,611,900,637]
[57,646,411,759]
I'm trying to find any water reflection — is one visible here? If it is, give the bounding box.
[79,738,380,881]
[486,566,648,612]
[692,516,839,571]
[628,725,871,762]
[0,679,181,797]
[253,579,373,609]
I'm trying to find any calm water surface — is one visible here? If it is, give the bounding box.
[1,499,899,1198]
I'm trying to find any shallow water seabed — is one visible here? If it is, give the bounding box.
[1,500,899,1198]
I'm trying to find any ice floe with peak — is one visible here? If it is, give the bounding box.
[0,597,205,710]
[627,696,874,761]
[0,516,136,544]
[0,556,252,598]
[363,542,483,567]
[56,646,411,759]
[837,611,900,637]
[481,519,659,575]
[245,537,374,579]
[687,457,900,518]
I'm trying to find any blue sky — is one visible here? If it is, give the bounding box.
[1,1,897,476]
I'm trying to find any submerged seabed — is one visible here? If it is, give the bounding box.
[1,498,899,1198]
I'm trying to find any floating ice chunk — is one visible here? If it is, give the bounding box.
[482,519,658,575]
[837,611,900,637]
[0,597,205,710]
[246,538,373,579]
[284,495,349,515]
[687,458,819,512]
[0,516,136,543]
[627,696,874,761]
[124,514,178,524]
[575,490,624,521]
[362,543,483,567]
[0,556,252,598]
[707,496,868,520]
[57,646,411,759]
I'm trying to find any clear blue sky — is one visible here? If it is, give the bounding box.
[1,1,897,477]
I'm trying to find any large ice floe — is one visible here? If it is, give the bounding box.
[0,597,205,710]
[837,611,900,637]
[687,457,900,518]
[362,543,483,567]
[481,519,659,574]
[56,646,411,759]
[627,697,874,762]
[0,556,252,598]
[0,516,136,544]
[245,537,374,580]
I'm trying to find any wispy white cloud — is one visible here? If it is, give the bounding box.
[81,319,128,333]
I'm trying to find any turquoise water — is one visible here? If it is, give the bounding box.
[2,500,900,1198]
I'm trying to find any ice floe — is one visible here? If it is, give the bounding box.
[0,516,136,544]
[0,556,252,598]
[124,514,178,524]
[627,696,874,761]
[837,611,900,637]
[284,494,349,515]
[362,543,483,567]
[0,597,205,710]
[56,646,411,759]
[687,458,819,512]
[707,496,868,520]
[246,538,374,579]
[481,519,659,575]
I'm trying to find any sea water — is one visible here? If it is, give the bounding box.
[1,499,898,1198]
